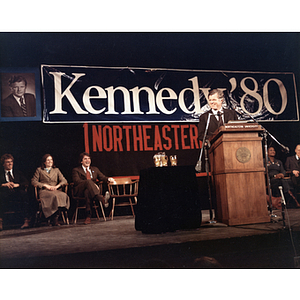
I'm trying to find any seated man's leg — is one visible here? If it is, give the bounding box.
[82,180,101,219]
[84,189,92,218]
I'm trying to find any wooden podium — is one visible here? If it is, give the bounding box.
[209,123,270,226]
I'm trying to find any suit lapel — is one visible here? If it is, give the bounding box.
[208,110,218,126]
[11,95,24,116]
[78,166,88,179]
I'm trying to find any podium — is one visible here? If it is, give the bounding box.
[209,123,270,226]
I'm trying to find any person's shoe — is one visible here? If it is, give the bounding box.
[21,218,30,229]
[84,217,91,225]
[51,215,60,226]
[104,191,110,208]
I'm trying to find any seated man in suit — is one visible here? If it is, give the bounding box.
[0,154,32,230]
[1,75,36,117]
[285,144,300,201]
[72,152,114,225]
[198,88,238,143]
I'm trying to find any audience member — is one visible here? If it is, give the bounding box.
[72,152,114,225]
[192,256,222,268]
[31,154,70,226]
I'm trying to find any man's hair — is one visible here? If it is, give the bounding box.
[208,88,224,99]
[1,153,14,165]
[79,152,90,164]
[8,75,27,87]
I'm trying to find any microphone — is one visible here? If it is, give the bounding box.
[278,186,286,206]
[281,146,289,153]
[195,160,202,172]
[233,106,245,115]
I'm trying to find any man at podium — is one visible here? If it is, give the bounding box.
[198,89,238,143]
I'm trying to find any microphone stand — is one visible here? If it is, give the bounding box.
[278,186,286,229]
[195,114,216,223]
[234,107,289,220]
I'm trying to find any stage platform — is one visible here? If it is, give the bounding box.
[1,209,300,268]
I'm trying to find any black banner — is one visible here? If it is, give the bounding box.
[41,65,299,123]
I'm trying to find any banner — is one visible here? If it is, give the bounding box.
[41,65,299,123]
[82,123,201,176]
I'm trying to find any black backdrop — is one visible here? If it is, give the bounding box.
[0,32,299,183]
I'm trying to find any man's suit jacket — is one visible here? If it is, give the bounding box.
[285,155,300,187]
[285,155,300,172]
[72,166,108,196]
[0,168,29,194]
[198,109,238,141]
[1,93,36,117]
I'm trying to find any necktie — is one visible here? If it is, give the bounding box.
[20,96,27,116]
[7,171,14,182]
[217,111,223,127]
[86,169,91,179]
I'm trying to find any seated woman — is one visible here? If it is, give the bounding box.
[267,147,300,208]
[31,154,70,226]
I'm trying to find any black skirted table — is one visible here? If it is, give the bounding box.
[135,165,202,233]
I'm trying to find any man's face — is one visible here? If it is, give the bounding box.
[81,155,91,168]
[208,92,223,110]
[295,145,300,157]
[10,81,26,98]
[3,158,13,171]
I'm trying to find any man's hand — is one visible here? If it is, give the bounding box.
[275,173,284,179]
[2,182,19,189]
[292,170,300,177]
[108,177,115,184]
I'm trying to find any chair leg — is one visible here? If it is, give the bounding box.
[73,207,78,224]
[61,211,66,224]
[128,198,135,217]
[34,203,43,227]
[60,211,69,225]
[109,198,116,220]
[98,201,107,221]
[93,200,101,220]
[65,211,70,225]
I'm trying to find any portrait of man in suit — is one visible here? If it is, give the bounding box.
[1,74,36,117]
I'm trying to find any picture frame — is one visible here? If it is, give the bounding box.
[0,68,42,121]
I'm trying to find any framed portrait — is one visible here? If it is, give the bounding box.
[0,68,42,121]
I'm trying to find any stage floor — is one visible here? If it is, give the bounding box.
[1,208,300,268]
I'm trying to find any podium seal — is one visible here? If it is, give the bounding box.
[236,147,251,163]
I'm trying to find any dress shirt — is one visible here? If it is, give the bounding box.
[13,95,24,107]
[212,109,224,122]
[5,169,14,182]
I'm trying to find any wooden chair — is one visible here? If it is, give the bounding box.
[108,177,139,220]
[70,182,106,224]
[34,185,69,226]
